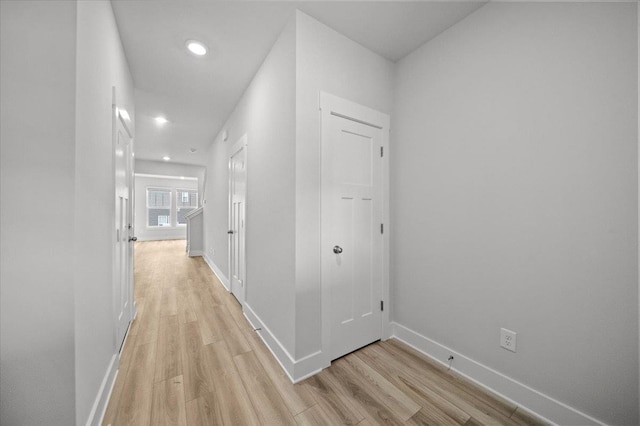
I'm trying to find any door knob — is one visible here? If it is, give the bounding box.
[333,245,343,254]
[129,236,137,242]
[228,230,234,234]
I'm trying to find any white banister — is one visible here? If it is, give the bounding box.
[184,207,203,256]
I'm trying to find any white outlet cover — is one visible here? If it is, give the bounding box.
[500,328,517,353]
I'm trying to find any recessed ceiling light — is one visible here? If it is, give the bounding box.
[186,40,207,56]
[162,156,170,161]
[155,116,168,125]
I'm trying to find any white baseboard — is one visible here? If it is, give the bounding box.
[243,302,325,383]
[189,249,203,257]
[86,316,138,426]
[85,354,119,426]
[200,254,326,380]
[203,253,230,291]
[243,302,296,380]
[292,350,325,383]
[391,322,606,426]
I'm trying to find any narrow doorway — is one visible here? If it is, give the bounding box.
[229,134,248,306]
[113,96,135,353]
[320,92,390,362]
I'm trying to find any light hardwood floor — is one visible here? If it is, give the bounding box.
[103,240,547,426]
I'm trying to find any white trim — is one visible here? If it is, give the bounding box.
[242,302,325,383]
[112,86,135,376]
[381,128,391,341]
[319,92,390,129]
[391,322,607,426]
[176,188,198,227]
[203,253,230,291]
[228,134,248,307]
[88,313,137,426]
[116,106,133,139]
[637,3,639,417]
[292,351,324,384]
[135,173,198,181]
[184,206,203,219]
[86,354,119,426]
[145,186,172,228]
[143,184,198,230]
[189,250,204,257]
[118,319,133,359]
[243,302,296,380]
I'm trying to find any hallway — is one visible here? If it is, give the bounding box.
[102,241,544,426]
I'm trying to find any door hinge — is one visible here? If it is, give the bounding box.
[381,300,384,311]
[380,223,384,234]
[380,146,384,157]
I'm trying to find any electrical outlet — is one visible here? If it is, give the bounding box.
[500,328,517,352]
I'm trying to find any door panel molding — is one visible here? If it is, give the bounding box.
[228,134,248,307]
[112,87,135,354]
[320,92,390,366]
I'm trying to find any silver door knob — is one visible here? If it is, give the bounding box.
[333,245,343,254]
[129,236,137,242]
[228,230,234,234]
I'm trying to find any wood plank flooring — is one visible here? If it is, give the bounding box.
[103,240,547,426]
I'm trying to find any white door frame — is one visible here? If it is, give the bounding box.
[126,117,136,329]
[319,92,391,367]
[228,134,248,306]
[112,87,135,354]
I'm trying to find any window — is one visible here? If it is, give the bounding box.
[144,186,197,228]
[177,189,198,225]
[147,188,171,227]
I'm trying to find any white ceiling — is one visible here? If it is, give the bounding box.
[112,1,486,166]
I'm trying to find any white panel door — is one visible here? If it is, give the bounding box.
[114,107,133,351]
[229,135,247,306]
[321,95,387,361]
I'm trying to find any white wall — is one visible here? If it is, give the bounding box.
[203,124,230,278]
[294,11,394,359]
[0,2,77,424]
[392,3,638,425]
[74,1,135,424]
[202,11,394,375]
[134,175,197,241]
[1,1,136,424]
[203,15,298,355]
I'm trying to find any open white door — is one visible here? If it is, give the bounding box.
[114,95,134,353]
[321,93,389,361]
[228,135,247,306]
